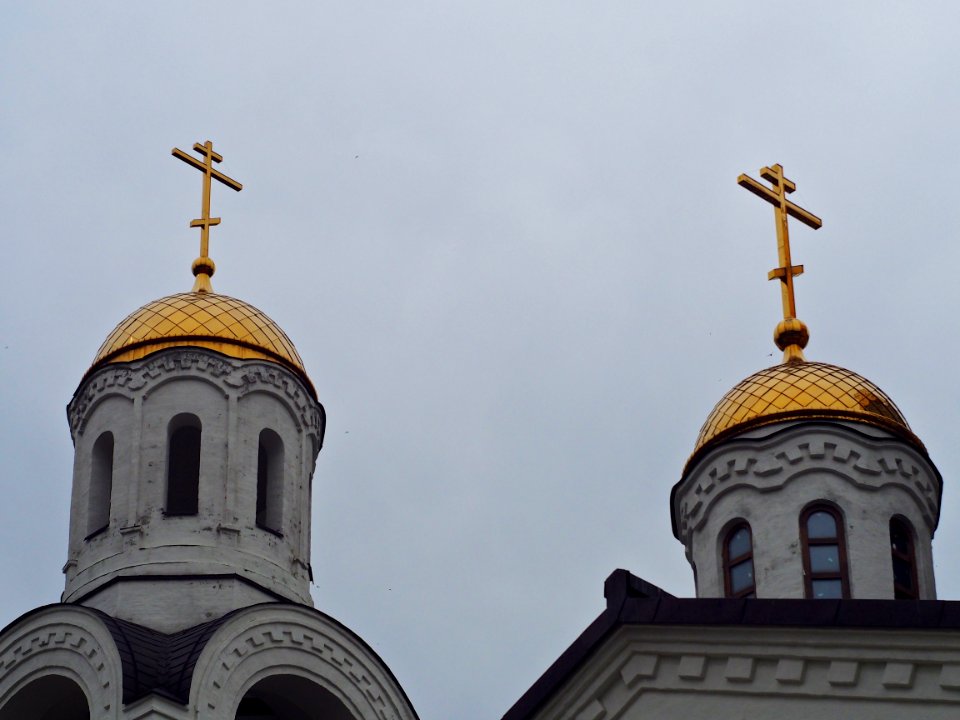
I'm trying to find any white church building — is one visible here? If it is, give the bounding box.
[0,143,419,720]
[2,151,959,718]
[501,165,960,720]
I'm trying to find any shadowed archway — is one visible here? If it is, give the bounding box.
[236,673,355,720]
[0,674,90,720]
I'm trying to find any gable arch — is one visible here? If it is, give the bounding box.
[188,605,419,720]
[239,387,304,432]
[73,391,134,438]
[0,606,123,720]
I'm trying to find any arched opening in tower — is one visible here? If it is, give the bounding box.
[0,674,90,720]
[235,674,354,720]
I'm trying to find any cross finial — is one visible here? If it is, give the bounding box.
[172,140,243,293]
[737,163,822,363]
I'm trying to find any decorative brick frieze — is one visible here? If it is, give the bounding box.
[0,609,122,718]
[620,654,658,686]
[574,699,606,720]
[675,423,941,542]
[533,628,960,720]
[827,660,859,686]
[677,655,707,680]
[68,348,323,437]
[775,658,805,684]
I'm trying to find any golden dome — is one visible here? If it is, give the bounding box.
[88,292,315,397]
[686,360,922,472]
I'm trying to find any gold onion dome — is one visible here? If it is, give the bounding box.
[685,359,923,474]
[684,163,925,473]
[87,292,316,398]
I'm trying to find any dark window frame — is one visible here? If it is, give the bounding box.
[255,428,284,536]
[165,414,202,517]
[800,503,850,599]
[722,521,756,599]
[890,515,920,600]
[86,430,114,539]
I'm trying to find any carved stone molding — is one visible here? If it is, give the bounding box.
[674,425,941,541]
[545,630,960,720]
[0,610,121,718]
[190,607,417,720]
[69,348,324,437]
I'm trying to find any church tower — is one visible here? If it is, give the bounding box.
[501,165,960,720]
[0,142,418,720]
[671,164,942,601]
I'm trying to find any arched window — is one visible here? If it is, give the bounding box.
[801,504,849,599]
[256,429,284,534]
[890,516,919,600]
[86,431,114,538]
[723,522,755,598]
[166,414,201,516]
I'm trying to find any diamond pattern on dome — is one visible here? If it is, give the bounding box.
[90,292,308,384]
[690,361,917,463]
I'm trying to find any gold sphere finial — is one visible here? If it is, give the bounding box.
[774,317,809,363]
[191,256,216,294]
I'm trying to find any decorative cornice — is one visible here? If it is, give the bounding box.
[68,348,324,437]
[673,423,941,542]
[539,627,960,720]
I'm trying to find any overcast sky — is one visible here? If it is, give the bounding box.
[3,3,960,719]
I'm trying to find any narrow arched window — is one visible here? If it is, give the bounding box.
[256,429,284,534]
[801,504,849,599]
[86,431,114,537]
[890,516,919,599]
[723,522,755,598]
[166,414,201,516]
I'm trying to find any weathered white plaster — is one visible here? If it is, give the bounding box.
[64,349,325,629]
[532,623,960,720]
[673,421,941,599]
[80,578,278,633]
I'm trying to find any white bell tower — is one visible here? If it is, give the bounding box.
[672,164,942,601]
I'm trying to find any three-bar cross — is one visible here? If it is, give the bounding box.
[172,140,243,291]
[737,164,822,322]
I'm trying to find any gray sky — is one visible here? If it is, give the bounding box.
[3,3,960,719]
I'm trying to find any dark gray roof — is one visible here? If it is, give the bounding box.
[501,569,960,720]
[96,608,241,704]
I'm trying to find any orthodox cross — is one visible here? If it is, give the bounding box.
[172,140,243,292]
[737,164,821,322]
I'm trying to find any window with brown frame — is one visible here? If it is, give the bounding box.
[890,516,919,600]
[723,522,756,598]
[800,504,849,599]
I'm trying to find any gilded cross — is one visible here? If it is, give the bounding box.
[172,140,243,292]
[737,164,821,321]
